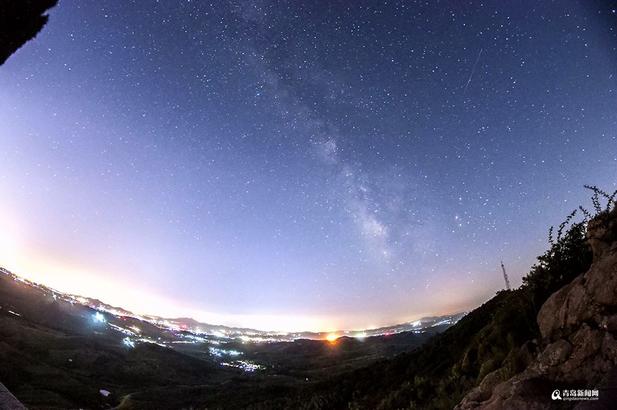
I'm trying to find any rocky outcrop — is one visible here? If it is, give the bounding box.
[0,0,58,65]
[457,207,617,409]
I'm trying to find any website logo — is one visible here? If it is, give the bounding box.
[551,388,599,401]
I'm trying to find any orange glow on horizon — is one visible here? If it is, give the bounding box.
[326,333,339,343]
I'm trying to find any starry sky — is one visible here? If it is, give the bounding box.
[1,0,616,332]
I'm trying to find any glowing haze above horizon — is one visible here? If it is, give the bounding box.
[1,0,616,332]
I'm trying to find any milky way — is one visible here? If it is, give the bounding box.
[0,0,616,331]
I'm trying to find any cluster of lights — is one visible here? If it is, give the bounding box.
[92,312,106,323]
[109,323,138,336]
[237,334,288,343]
[137,337,168,348]
[122,337,135,348]
[209,347,242,358]
[183,334,207,343]
[432,318,455,327]
[221,360,264,372]
[353,331,367,340]
[3,266,465,377]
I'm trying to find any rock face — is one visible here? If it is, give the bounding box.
[457,207,617,409]
[0,0,58,65]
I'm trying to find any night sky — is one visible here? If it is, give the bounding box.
[1,0,616,332]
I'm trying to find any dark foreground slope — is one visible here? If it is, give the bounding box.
[0,0,57,65]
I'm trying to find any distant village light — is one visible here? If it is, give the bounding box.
[92,312,106,323]
[353,332,367,340]
[122,337,135,348]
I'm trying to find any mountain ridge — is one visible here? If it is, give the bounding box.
[0,266,463,339]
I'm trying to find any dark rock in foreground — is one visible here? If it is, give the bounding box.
[0,0,58,65]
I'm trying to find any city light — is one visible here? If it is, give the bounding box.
[221,360,264,372]
[122,337,135,348]
[353,332,367,340]
[326,333,339,343]
[92,312,106,323]
[209,347,242,357]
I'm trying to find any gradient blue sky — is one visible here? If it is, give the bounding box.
[1,0,616,331]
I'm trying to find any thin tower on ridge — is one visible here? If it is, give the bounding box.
[501,261,511,291]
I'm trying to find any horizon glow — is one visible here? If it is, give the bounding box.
[1,1,616,332]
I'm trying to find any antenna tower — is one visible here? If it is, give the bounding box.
[501,261,511,290]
